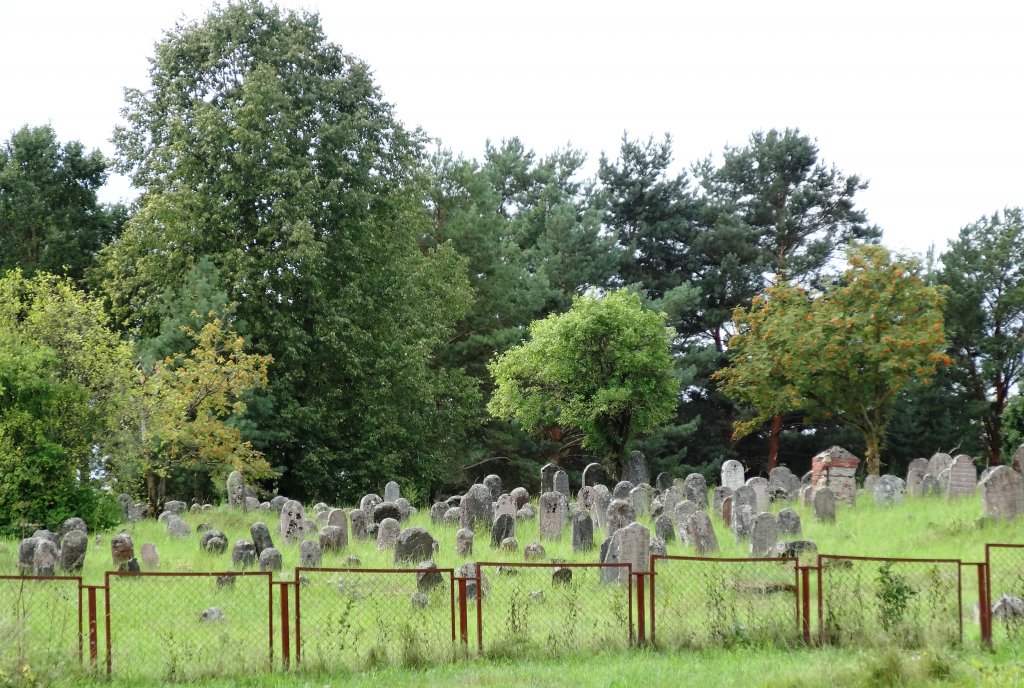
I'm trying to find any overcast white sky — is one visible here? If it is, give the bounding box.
[2,1,1021,257]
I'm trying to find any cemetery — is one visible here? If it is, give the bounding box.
[4,446,1024,685]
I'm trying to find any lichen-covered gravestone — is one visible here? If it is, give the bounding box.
[626,451,649,486]
[776,508,802,536]
[685,473,709,509]
[539,492,569,540]
[603,521,650,584]
[769,467,801,497]
[33,540,58,576]
[810,446,859,505]
[750,512,778,557]
[928,452,954,477]
[594,486,612,529]
[732,485,757,515]
[456,528,474,556]
[140,542,159,569]
[540,463,558,494]
[260,548,282,572]
[394,528,437,564]
[349,509,369,541]
[745,477,770,512]
[377,519,401,550]
[59,530,87,573]
[1012,443,1024,474]
[874,475,905,506]
[981,466,1024,520]
[605,499,636,538]
[232,541,257,569]
[907,467,927,496]
[490,513,515,547]
[712,486,733,519]
[656,472,673,492]
[280,500,307,543]
[320,526,346,552]
[582,462,607,488]
[227,471,245,509]
[460,484,494,531]
[662,484,685,517]
[685,511,718,555]
[629,485,652,518]
[612,481,633,500]
[721,459,745,491]
[812,487,836,523]
[947,454,978,499]
[299,540,322,567]
[483,474,503,500]
[731,504,755,542]
[554,470,570,498]
[571,511,594,552]
[906,458,929,482]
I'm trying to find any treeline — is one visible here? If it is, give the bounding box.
[1,1,1021,530]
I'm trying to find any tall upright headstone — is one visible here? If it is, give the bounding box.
[928,452,954,477]
[626,451,649,486]
[745,477,771,512]
[582,462,607,487]
[384,481,401,502]
[981,466,1024,520]
[684,473,709,509]
[721,460,745,491]
[812,487,837,523]
[539,492,569,540]
[540,463,558,494]
[553,470,570,498]
[226,471,245,509]
[947,454,978,499]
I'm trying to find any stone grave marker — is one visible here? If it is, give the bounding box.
[491,513,515,547]
[540,463,558,493]
[685,511,718,555]
[685,473,709,509]
[280,500,307,543]
[539,492,569,540]
[377,518,401,549]
[745,477,770,512]
[554,470,570,498]
[776,508,802,536]
[140,542,158,569]
[394,528,437,563]
[750,512,778,557]
[483,474,503,500]
[606,499,636,538]
[572,511,594,552]
[460,484,494,531]
[721,459,745,491]
[582,462,607,487]
[981,466,1024,520]
[59,531,87,573]
[384,481,401,503]
[928,452,954,477]
[812,487,836,523]
[810,446,859,505]
[947,454,978,499]
[712,486,733,518]
[626,450,649,486]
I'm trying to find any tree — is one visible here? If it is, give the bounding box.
[0,271,135,535]
[0,125,124,281]
[940,209,1024,466]
[94,1,477,500]
[488,290,680,477]
[716,245,951,476]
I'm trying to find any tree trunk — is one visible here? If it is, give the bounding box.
[865,431,882,477]
[767,414,782,473]
[145,469,160,517]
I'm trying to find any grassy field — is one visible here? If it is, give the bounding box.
[2,487,1024,687]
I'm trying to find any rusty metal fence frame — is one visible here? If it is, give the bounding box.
[0,574,83,667]
[984,543,1024,647]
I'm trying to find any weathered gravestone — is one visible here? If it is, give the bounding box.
[654,514,675,543]
[232,541,258,569]
[769,466,801,497]
[299,540,322,567]
[602,521,650,584]
[540,463,558,494]
[59,530,87,573]
[377,518,401,550]
[594,486,612,529]
[111,533,135,569]
[59,517,87,541]
[443,508,461,526]
[140,542,158,569]
[510,487,530,508]
[320,526,346,552]
[981,466,1024,520]
[712,486,733,519]
[745,477,770,512]
[259,548,282,572]
[750,512,778,557]
[662,484,685,517]
[606,498,636,538]
[33,540,58,576]
[349,509,369,540]
[685,511,718,555]
[947,454,978,499]
[394,528,437,563]
[384,480,401,503]
[430,502,449,524]
[937,469,951,494]
[656,472,673,492]
[460,484,495,531]
[166,515,191,538]
[921,474,941,497]
[523,541,546,561]
[280,500,307,543]
[226,471,245,509]
[570,511,594,552]
[907,467,928,496]
[673,500,698,530]
[577,485,597,514]
[874,475,905,506]
[928,452,954,477]
[721,459,745,491]
[270,495,288,513]
[732,504,755,542]
[685,473,709,509]
[539,492,569,540]
[612,481,633,500]
[582,462,607,488]
[906,458,930,482]
[417,560,443,592]
[18,538,38,574]
[776,508,802,536]
[626,451,649,486]
[495,494,517,520]
[456,528,474,557]
[553,470,570,498]
[200,530,228,554]
[374,501,402,524]
[1012,443,1024,474]
[482,474,503,501]
[863,475,880,493]
[732,485,757,516]
[721,496,733,525]
[491,513,515,547]
[812,487,836,523]
[630,485,652,518]
[810,446,859,505]
[118,494,141,522]
[164,500,187,516]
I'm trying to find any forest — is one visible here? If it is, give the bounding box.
[1,1,1021,535]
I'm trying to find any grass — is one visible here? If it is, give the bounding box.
[2,487,1024,686]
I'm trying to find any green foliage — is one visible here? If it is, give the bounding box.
[940,208,1024,465]
[1004,395,1024,460]
[875,562,918,633]
[0,125,123,282]
[717,245,951,475]
[94,1,478,501]
[488,290,680,475]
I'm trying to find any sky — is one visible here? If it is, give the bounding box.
[2,1,1022,257]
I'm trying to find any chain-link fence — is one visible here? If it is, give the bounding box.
[104,571,273,680]
[0,575,81,673]
[650,556,800,649]
[985,544,1024,646]
[293,567,456,671]
[474,562,633,657]
[818,555,962,648]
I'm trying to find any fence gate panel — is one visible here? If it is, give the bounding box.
[818,555,962,647]
[650,556,800,649]
[293,567,456,670]
[104,571,273,680]
[985,544,1024,646]
[0,575,82,670]
[475,562,633,657]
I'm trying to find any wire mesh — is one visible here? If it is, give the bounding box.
[0,576,81,672]
[294,567,456,671]
[475,562,633,657]
[985,544,1024,646]
[650,556,800,649]
[819,555,962,648]
[104,572,273,680]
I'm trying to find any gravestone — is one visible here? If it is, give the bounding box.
[384,480,401,502]
[721,496,733,525]
[33,540,57,576]
[491,513,515,547]
[455,528,473,556]
[810,446,860,505]
[460,484,494,531]
[712,486,733,518]
[59,517,87,540]
[906,458,930,482]
[767,540,818,560]
[232,541,258,569]
[17,538,38,574]
[656,472,673,492]
[907,467,927,496]
[517,504,535,521]
[812,487,837,523]
[165,501,187,516]
[259,548,282,572]
[626,451,649,486]
[776,508,802,536]
[750,512,778,557]
[495,494,517,520]
[554,470,570,498]
[649,536,667,557]
[524,541,546,561]
[769,466,801,497]
[947,454,978,499]
[1012,443,1024,474]
[269,496,288,513]
[685,473,709,509]
[606,498,636,538]
[166,515,191,538]
[732,485,757,515]
[863,475,879,493]
[299,540,322,567]
[721,460,745,491]
[582,462,607,488]
[377,518,401,550]
[745,477,770,512]
[118,494,141,522]
[373,501,402,523]
[570,511,594,552]
[539,492,569,540]
[417,560,443,592]
[430,502,448,524]
[200,530,228,554]
[928,452,954,477]
[140,542,158,569]
[320,526,346,552]
[594,486,612,529]
[540,463,558,493]
[874,475,905,506]
[280,500,307,543]
[499,537,518,552]
[604,521,650,584]
[349,509,369,540]
[673,500,698,529]
[443,508,462,525]
[59,531,87,573]
[577,486,597,513]
[510,487,530,508]
[629,485,652,518]
[483,474,503,500]
[111,533,134,568]
[654,514,675,543]
[937,469,951,494]
[245,497,260,512]
[922,474,941,497]
[394,528,437,563]
[613,481,634,500]
[662,485,685,516]
[326,508,347,533]
[731,504,755,541]
[981,466,1024,520]
[685,511,719,555]
[360,494,383,513]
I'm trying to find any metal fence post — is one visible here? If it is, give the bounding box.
[279,582,291,669]
[978,562,991,647]
[800,566,812,644]
[86,585,99,666]
[635,572,646,646]
[457,577,469,650]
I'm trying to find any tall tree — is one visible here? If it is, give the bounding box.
[940,209,1024,466]
[0,125,124,281]
[716,245,951,476]
[94,1,476,501]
